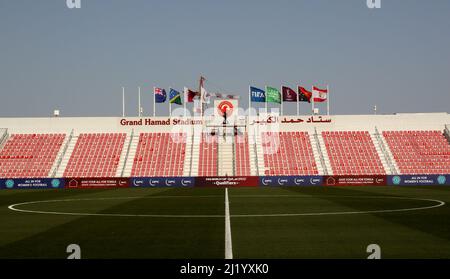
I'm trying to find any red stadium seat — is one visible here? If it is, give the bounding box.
[63,133,126,178]
[131,133,187,177]
[198,133,218,176]
[0,133,65,178]
[322,131,386,175]
[261,131,318,176]
[383,130,450,175]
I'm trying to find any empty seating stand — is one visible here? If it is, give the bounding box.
[0,133,65,178]
[198,133,218,176]
[383,130,450,174]
[131,133,187,177]
[64,133,126,178]
[262,132,318,175]
[235,133,251,176]
[323,131,385,175]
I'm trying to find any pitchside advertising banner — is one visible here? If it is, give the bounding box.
[65,178,129,188]
[0,178,64,189]
[388,175,450,186]
[259,176,323,186]
[196,176,259,187]
[1,175,450,189]
[130,177,195,188]
[323,175,387,186]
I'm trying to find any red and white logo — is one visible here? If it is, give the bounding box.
[217,100,234,117]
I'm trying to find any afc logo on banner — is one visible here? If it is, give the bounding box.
[367,0,381,9]
[66,0,81,9]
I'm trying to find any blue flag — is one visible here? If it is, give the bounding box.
[154,87,166,103]
[169,88,182,105]
[250,86,266,102]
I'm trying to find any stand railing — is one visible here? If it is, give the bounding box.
[314,128,328,175]
[52,129,74,177]
[120,129,134,177]
[0,128,8,149]
[374,127,397,175]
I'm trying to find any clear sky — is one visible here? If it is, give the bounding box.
[0,0,449,117]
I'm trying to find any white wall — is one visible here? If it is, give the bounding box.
[0,113,449,134]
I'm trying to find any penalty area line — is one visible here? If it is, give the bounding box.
[225,188,233,259]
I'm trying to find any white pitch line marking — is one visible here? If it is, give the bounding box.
[225,188,233,259]
[6,195,446,218]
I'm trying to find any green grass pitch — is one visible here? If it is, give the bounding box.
[1,186,450,259]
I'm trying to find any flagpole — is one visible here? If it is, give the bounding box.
[265,86,268,114]
[296,86,299,116]
[327,85,330,116]
[311,85,314,115]
[169,87,172,117]
[138,86,141,117]
[122,86,125,117]
[248,85,251,117]
[280,86,283,116]
[183,87,187,118]
[153,86,156,117]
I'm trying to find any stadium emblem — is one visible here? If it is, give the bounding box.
[217,101,234,117]
[326,177,336,186]
[181,179,192,187]
[278,178,288,186]
[392,176,401,185]
[261,178,272,186]
[5,179,14,189]
[437,176,446,185]
[51,179,61,188]
[294,178,305,185]
[165,179,175,187]
[310,178,320,185]
[133,179,144,187]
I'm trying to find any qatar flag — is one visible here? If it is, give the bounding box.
[312,86,328,102]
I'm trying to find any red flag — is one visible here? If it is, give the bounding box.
[282,86,297,102]
[184,87,199,103]
[298,86,312,103]
[312,86,328,102]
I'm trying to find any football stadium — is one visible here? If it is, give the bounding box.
[1,1,450,264]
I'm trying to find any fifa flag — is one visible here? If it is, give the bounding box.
[184,87,199,103]
[154,87,167,103]
[169,88,182,105]
[282,86,297,102]
[298,86,312,103]
[266,86,281,104]
[250,86,265,102]
[312,86,328,102]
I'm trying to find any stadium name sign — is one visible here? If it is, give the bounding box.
[120,118,203,126]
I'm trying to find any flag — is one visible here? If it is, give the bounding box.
[184,87,199,103]
[201,86,210,104]
[266,86,281,104]
[282,86,297,102]
[154,87,166,103]
[250,86,266,102]
[298,86,312,103]
[169,88,182,105]
[312,86,328,102]
[193,99,202,114]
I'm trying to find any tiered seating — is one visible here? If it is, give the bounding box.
[64,133,125,177]
[261,132,318,175]
[131,133,187,177]
[383,130,450,174]
[0,134,65,178]
[323,131,385,175]
[198,133,218,176]
[235,133,251,176]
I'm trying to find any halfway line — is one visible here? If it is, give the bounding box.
[225,188,233,259]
